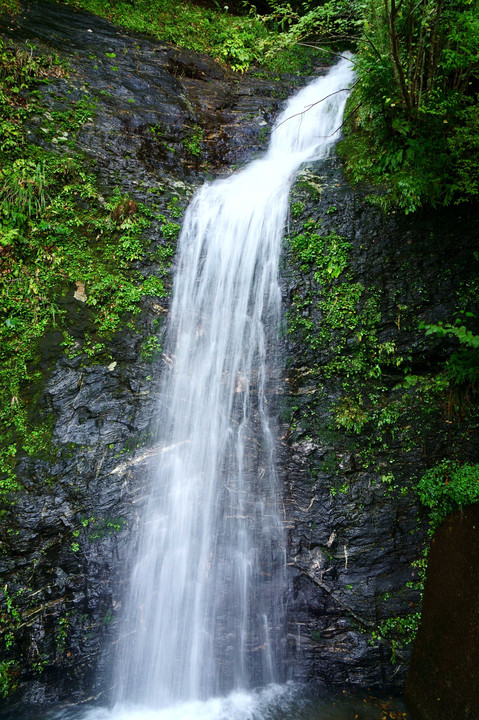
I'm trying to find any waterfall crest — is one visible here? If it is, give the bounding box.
[113,55,355,710]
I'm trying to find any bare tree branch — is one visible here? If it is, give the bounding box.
[272,80,360,138]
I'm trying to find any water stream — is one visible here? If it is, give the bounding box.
[27,55,358,720]
[112,54,355,718]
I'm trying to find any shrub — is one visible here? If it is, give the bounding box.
[418,461,479,531]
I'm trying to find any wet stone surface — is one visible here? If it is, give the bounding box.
[279,157,479,691]
[3,0,297,190]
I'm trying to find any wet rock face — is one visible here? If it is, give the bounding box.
[3,0,291,188]
[279,157,479,690]
[405,503,479,720]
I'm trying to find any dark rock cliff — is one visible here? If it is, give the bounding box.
[0,0,478,714]
[280,158,479,693]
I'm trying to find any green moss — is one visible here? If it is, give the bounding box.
[182,125,204,158]
[287,219,401,392]
[87,516,126,540]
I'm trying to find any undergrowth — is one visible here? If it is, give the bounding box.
[338,0,479,212]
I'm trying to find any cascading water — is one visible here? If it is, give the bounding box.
[108,54,354,719]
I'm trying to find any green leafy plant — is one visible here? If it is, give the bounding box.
[0,660,18,698]
[421,320,479,350]
[417,460,479,532]
[369,612,422,662]
[0,159,49,223]
[420,319,479,395]
[340,0,479,211]
[157,215,181,241]
[182,125,204,157]
[140,335,162,360]
[334,396,369,433]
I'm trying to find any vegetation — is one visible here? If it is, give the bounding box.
[287,213,407,440]
[33,0,314,74]
[251,0,364,48]
[339,0,479,211]
[0,660,18,699]
[416,318,479,532]
[0,0,18,13]
[418,461,479,532]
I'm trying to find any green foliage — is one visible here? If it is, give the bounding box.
[0,0,18,12]
[157,215,181,242]
[0,660,18,698]
[182,125,204,158]
[334,396,369,434]
[290,223,350,278]
[259,0,364,45]
[0,36,60,87]
[166,196,183,219]
[0,584,23,662]
[288,218,401,388]
[421,319,479,388]
[340,0,479,211]
[0,160,49,222]
[421,319,479,349]
[140,335,163,360]
[56,615,70,656]
[87,516,126,539]
[37,0,325,75]
[50,0,298,73]
[447,105,479,203]
[215,23,269,72]
[369,611,422,661]
[418,461,479,531]
[290,200,304,218]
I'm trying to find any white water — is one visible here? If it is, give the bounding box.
[106,55,355,719]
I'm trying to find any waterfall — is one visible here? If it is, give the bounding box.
[111,54,355,713]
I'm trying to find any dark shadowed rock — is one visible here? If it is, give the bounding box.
[405,504,479,720]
